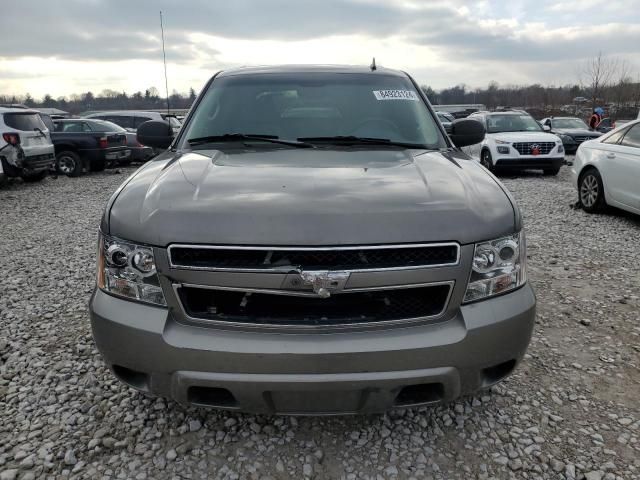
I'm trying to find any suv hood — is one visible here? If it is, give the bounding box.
[490,131,560,143]
[107,149,517,246]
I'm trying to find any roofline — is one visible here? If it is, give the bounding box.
[215,64,408,78]
[0,107,41,114]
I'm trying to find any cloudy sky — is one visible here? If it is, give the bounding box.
[1,0,639,99]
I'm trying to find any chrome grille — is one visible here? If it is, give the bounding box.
[168,243,460,272]
[574,136,598,143]
[512,142,556,156]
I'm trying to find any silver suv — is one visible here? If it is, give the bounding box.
[90,65,536,414]
[0,107,55,184]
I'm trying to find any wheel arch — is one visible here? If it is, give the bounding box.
[54,144,78,154]
[578,164,607,204]
[578,163,608,194]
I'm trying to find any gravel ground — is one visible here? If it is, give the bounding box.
[0,162,639,480]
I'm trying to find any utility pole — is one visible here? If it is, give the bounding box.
[160,11,170,115]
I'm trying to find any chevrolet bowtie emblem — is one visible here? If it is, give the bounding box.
[299,270,351,298]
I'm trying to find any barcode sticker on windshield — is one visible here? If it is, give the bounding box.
[373,90,419,101]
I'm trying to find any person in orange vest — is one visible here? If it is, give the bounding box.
[589,107,604,129]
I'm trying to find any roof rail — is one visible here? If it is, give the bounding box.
[0,103,29,109]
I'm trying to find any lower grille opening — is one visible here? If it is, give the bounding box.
[112,365,149,391]
[187,386,237,408]
[482,359,516,386]
[178,284,451,326]
[495,159,559,168]
[395,383,444,406]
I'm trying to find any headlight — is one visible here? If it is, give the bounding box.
[497,146,510,154]
[494,139,510,145]
[463,231,527,303]
[97,233,166,306]
[558,145,564,153]
[559,135,574,143]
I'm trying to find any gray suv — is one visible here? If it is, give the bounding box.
[90,65,535,414]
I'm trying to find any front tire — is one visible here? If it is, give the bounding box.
[578,168,606,213]
[481,149,494,171]
[20,170,48,182]
[56,151,83,177]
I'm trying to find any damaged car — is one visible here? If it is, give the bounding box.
[91,65,536,415]
[0,106,55,185]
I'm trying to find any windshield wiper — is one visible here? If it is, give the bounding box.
[187,133,314,148]
[298,136,428,149]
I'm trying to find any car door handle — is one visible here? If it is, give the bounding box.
[606,152,616,158]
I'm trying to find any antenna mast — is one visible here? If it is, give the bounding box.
[160,11,170,114]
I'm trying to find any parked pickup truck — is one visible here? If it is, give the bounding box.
[91,65,535,415]
[42,118,130,176]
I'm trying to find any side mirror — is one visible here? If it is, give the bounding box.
[543,125,551,132]
[137,120,173,149]
[449,119,485,148]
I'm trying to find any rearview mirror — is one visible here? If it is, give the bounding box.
[137,120,173,149]
[449,119,485,148]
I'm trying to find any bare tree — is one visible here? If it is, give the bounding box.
[610,59,633,114]
[580,52,619,109]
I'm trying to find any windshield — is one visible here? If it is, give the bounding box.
[90,120,126,132]
[181,73,447,149]
[164,116,182,128]
[552,118,588,129]
[4,113,47,132]
[487,114,542,133]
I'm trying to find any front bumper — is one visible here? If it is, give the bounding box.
[129,146,154,161]
[90,284,536,414]
[494,157,564,170]
[80,147,131,164]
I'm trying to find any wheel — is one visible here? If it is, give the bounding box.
[20,170,48,182]
[578,168,606,213]
[543,167,560,176]
[0,173,7,186]
[90,159,106,172]
[480,149,494,171]
[56,151,83,177]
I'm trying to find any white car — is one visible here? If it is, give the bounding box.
[571,119,640,215]
[463,111,564,175]
[0,106,55,185]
